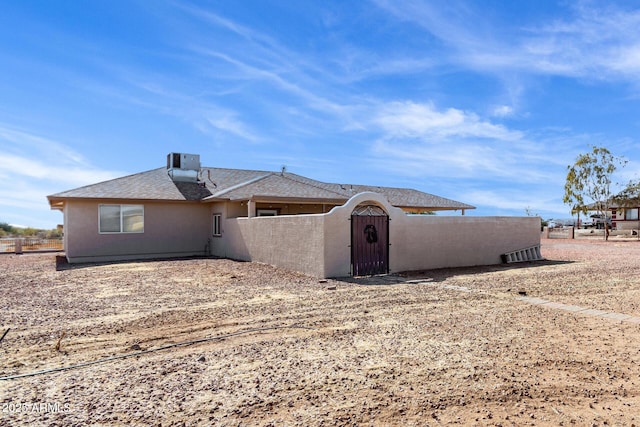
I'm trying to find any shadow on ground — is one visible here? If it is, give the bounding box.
[54,254,227,271]
[335,259,574,286]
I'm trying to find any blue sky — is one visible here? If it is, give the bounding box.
[2,0,640,228]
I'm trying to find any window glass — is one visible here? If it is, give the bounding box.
[626,208,639,220]
[213,214,221,236]
[99,204,144,233]
[123,205,144,232]
[100,205,121,232]
[257,209,278,216]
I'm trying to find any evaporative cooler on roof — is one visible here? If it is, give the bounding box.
[167,152,201,183]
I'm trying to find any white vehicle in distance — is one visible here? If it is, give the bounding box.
[547,218,577,229]
[581,214,612,229]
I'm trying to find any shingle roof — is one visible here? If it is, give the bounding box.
[209,173,348,202]
[48,166,475,211]
[48,168,211,201]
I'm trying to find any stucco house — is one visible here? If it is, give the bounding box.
[581,201,640,230]
[611,205,640,230]
[48,153,541,277]
[593,204,639,230]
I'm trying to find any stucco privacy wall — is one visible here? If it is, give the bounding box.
[221,192,541,278]
[327,192,540,276]
[616,222,640,231]
[391,215,540,272]
[223,214,326,277]
[64,200,210,263]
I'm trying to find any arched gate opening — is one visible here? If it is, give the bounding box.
[351,204,389,276]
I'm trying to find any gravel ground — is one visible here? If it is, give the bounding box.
[2,238,640,426]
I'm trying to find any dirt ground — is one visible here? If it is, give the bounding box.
[2,239,640,426]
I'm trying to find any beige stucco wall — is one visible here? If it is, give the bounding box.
[322,193,540,277]
[328,192,540,276]
[222,214,326,277]
[214,192,540,278]
[64,200,210,263]
[615,221,640,231]
[390,215,540,272]
[225,201,246,219]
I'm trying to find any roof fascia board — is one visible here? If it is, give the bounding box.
[48,196,203,204]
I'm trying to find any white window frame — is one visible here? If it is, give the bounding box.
[212,213,222,236]
[99,204,144,234]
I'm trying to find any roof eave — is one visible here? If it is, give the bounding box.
[46,195,199,205]
[47,196,65,211]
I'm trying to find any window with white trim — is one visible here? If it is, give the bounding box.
[99,205,144,233]
[625,208,639,221]
[213,213,222,236]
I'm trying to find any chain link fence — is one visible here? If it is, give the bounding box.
[0,238,63,253]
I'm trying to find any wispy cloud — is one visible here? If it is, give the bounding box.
[66,3,365,144]
[1,153,117,186]
[3,0,638,225]
[0,125,120,183]
[516,3,640,80]
[190,46,348,117]
[200,109,260,142]
[0,126,87,167]
[366,100,582,187]
[460,188,568,218]
[70,66,265,144]
[0,124,122,227]
[373,101,522,141]
[490,105,515,118]
[175,3,296,68]
[367,100,530,180]
[373,0,640,84]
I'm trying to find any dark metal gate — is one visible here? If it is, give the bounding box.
[351,205,389,276]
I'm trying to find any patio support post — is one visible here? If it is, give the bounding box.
[247,200,254,218]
